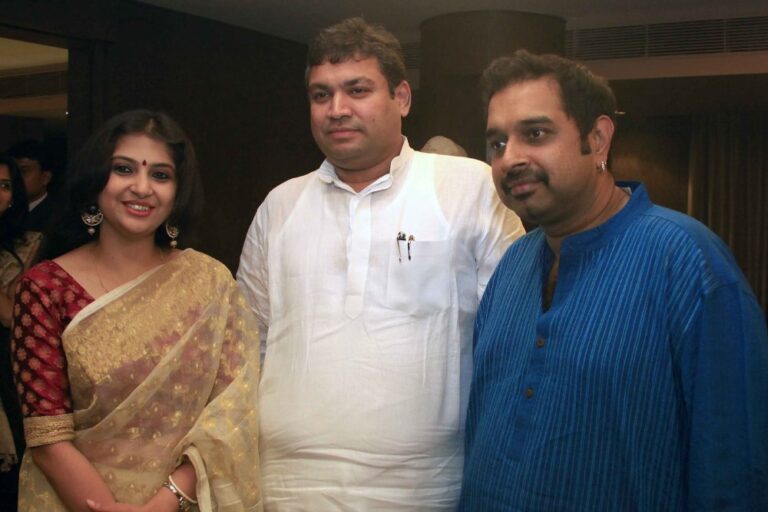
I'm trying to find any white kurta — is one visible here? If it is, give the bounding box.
[237,139,524,511]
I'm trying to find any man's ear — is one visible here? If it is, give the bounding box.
[590,115,615,159]
[41,170,53,186]
[394,80,412,117]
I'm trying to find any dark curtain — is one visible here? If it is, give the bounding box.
[688,111,768,314]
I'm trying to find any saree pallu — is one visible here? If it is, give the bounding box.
[18,250,261,511]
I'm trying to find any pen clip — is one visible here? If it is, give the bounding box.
[396,231,406,262]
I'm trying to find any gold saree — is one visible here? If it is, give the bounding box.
[18,250,261,511]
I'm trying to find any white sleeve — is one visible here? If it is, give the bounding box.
[236,204,271,359]
[474,181,525,301]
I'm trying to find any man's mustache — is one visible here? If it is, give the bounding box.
[499,168,549,195]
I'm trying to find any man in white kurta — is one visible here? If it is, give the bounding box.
[237,17,524,511]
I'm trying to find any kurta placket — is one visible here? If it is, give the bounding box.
[344,194,369,318]
[338,175,392,319]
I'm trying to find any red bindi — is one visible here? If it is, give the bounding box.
[142,160,147,166]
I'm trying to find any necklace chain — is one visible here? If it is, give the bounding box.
[94,262,111,293]
[91,244,169,294]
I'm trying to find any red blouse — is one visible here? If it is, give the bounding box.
[12,261,93,418]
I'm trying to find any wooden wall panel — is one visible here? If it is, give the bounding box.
[0,0,321,270]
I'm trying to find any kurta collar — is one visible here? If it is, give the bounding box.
[317,136,414,194]
[559,181,653,255]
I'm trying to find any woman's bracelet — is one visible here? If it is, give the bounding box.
[168,474,197,504]
[162,475,196,511]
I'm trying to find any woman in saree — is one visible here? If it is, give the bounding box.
[11,110,261,511]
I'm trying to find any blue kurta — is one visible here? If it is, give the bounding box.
[460,183,768,511]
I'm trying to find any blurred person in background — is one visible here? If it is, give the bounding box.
[7,140,55,233]
[0,154,41,509]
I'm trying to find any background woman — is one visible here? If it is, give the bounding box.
[12,110,261,511]
[0,155,41,326]
[0,155,41,505]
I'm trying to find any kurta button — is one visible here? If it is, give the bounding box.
[525,387,534,398]
[536,338,545,348]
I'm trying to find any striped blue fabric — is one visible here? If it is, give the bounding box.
[460,183,768,511]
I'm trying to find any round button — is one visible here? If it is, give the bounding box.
[524,387,534,398]
[536,338,546,348]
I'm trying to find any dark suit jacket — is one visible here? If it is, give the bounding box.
[24,195,53,233]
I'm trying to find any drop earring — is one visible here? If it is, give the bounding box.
[81,205,103,235]
[165,222,179,248]
[598,160,608,173]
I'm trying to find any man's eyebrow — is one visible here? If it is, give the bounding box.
[519,116,554,126]
[308,76,375,91]
[485,127,506,139]
[342,76,374,87]
[485,116,556,138]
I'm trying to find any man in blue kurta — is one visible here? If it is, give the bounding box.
[460,49,768,511]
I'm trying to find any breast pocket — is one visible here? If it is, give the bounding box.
[386,239,452,316]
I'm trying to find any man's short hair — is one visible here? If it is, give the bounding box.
[7,139,51,171]
[307,17,407,96]
[482,50,617,151]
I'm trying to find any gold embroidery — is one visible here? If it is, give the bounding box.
[24,414,74,447]
[19,250,262,510]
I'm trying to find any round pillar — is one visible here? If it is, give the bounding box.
[418,11,565,158]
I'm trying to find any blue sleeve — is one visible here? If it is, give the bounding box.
[683,283,768,510]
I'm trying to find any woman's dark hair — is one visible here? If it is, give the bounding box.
[0,154,30,264]
[45,109,203,258]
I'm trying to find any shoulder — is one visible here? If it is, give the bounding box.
[49,244,93,283]
[17,260,76,310]
[481,229,545,300]
[34,195,53,210]
[263,170,319,204]
[631,205,746,290]
[411,152,497,202]
[500,229,545,263]
[13,231,42,261]
[254,170,321,224]
[481,229,544,291]
[179,250,249,306]
[22,260,69,287]
[19,231,43,247]
[179,249,230,274]
[637,206,733,261]
[178,249,235,285]
[415,151,491,178]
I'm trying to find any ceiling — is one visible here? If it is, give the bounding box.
[135,0,768,43]
[1,0,766,123]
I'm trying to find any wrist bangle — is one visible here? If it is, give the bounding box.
[162,478,193,511]
[168,474,197,504]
